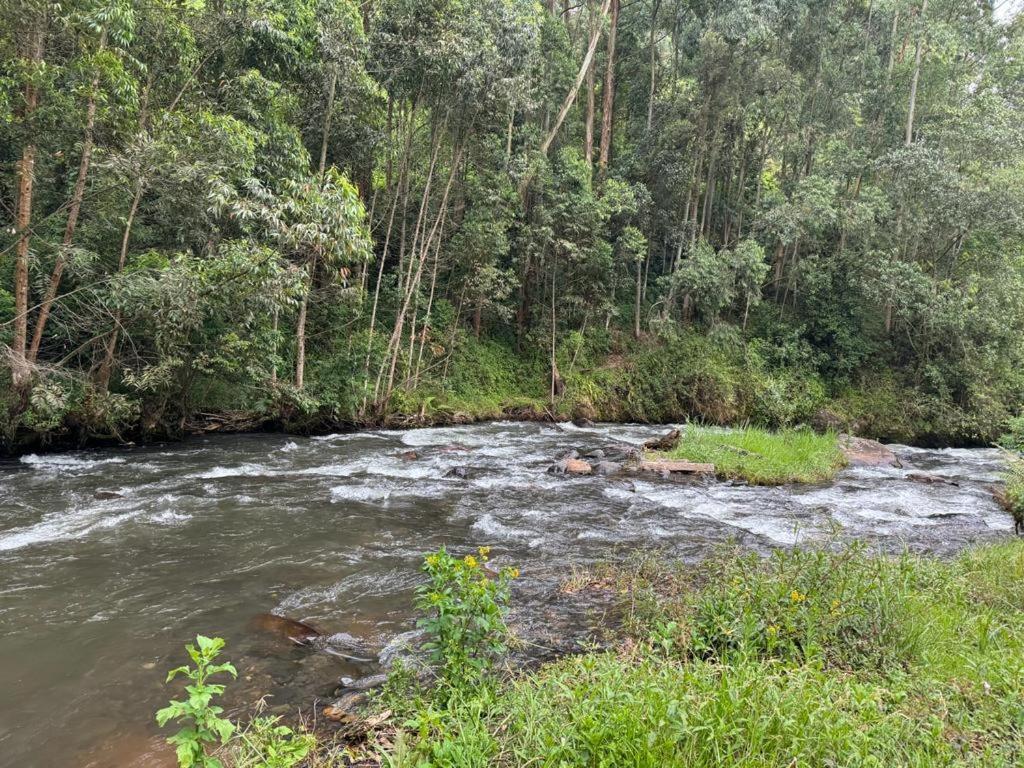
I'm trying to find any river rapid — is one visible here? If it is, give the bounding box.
[0,422,1013,767]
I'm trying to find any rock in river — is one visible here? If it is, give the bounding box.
[644,428,682,451]
[839,435,901,468]
[249,613,322,645]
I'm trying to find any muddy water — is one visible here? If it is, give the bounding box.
[0,422,1012,766]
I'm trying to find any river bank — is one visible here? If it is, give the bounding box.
[344,539,1024,767]
[5,333,1021,456]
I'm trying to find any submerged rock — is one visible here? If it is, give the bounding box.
[839,435,901,468]
[906,472,959,487]
[397,450,419,461]
[593,460,622,475]
[249,613,322,645]
[444,466,471,479]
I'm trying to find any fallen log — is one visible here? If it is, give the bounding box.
[638,459,714,475]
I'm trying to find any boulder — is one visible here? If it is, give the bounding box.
[637,459,714,476]
[593,461,622,475]
[643,428,681,451]
[564,458,593,475]
[323,691,368,722]
[811,408,845,434]
[572,417,596,428]
[397,450,419,461]
[444,466,471,479]
[839,435,901,468]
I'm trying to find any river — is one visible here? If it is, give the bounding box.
[0,422,1012,766]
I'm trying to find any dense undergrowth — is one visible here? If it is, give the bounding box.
[5,327,1021,454]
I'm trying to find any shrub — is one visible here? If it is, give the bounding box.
[416,547,517,691]
[156,635,238,768]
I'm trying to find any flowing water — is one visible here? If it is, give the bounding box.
[0,422,1012,767]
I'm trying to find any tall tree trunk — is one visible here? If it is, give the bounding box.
[295,252,319,390]
[905,0,927,146]
[29,30,108,364]
[598,0,619,178]
[584,16,597,164]
[96,181,144,392]
[539,0,611,159]
[11,18,46,387]
[646,0,660,133]
[319,62,338,177]
[633,253,643,339]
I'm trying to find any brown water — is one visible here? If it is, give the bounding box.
[0,422,1012,767]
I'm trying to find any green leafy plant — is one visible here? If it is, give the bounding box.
[416,547,518,691]
[156,635,238,768]
[232,714,316,768]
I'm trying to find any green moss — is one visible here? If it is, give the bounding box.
[658,426,846,485]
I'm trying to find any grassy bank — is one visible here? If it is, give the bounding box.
[654,426,846,484]
[367,541,1024,767]
[156,540,1024,767]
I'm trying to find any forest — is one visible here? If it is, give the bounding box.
[3,0,1024,451]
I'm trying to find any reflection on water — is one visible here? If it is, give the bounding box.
[0,422,1011,766]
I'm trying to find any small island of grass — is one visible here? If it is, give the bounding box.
[654,426,846,485]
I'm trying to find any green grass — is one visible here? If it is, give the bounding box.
[657,426,846,485]
[1000,456,1024,533]
[373,541,1024,768]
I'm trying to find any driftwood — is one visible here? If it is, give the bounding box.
[638,459,714,475]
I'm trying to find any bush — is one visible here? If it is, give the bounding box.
[416,547,518,691]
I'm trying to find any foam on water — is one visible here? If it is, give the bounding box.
[20,454,127,471]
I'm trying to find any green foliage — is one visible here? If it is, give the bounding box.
[999,415,1024,453]
[156,635,238,768]
[688,546,922,671]
[231,715,315,768]
[415,547,517,691]
[1000,456,1024,532]
[661,426,845,485]
[379,542,1024,767]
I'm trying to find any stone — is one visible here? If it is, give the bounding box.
[564,458,593,475]
[839,435,901,468]
[905,472,959,487]
[444,466,471,479]
[643,428,681,451]
[323,691,368,722]
[397,450,419,460]
[248,613,321,645]
[593,461,622,475]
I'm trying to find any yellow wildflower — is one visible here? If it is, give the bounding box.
[464,554,478,568]
[790,590,806,603]
[510,567,520,579]
[478,546,491,558]
[767,625,778,636]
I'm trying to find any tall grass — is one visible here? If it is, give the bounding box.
[661,425,846,484]
[377,541,1024,768]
